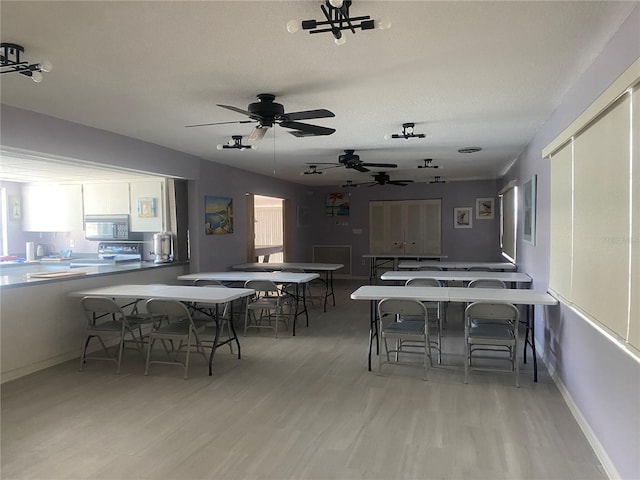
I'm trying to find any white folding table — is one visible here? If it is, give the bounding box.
[350,285,557,381]
[362,254,448,282]
[178,271,320,336]
[70,284,255,376]
[380,270,532,288]
[231,262,343,311]
[397,260,516,271]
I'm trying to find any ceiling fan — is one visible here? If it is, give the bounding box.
[418,158,439,169]
[315,149,398,173]
[430,176,446,184]
[386,122,426,140]
[185,93,336,142]
[216,135,254,151]
[346,172,414,187]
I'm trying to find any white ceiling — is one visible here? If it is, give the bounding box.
[0,1,635,186]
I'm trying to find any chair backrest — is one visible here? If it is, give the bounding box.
[81,296,125,326]
[418,266,443,271]
[378,298,428,320]
[468,279,506,289]
[465,302,519,325]
[245,279,279,295]
[145,298,194,326]
[405,278,442,287]
[467,266,493,272]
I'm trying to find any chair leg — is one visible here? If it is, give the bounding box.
[144,337,155,375]
[115,329,126,374]
[464,341,469,383]
[79,336,91,371]
[184,330,192,379]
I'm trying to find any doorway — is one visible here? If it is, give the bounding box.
[249,194,285,263]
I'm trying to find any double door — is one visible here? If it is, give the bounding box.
[369,199,441,254]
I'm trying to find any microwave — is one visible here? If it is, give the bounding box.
[85,215,130,240]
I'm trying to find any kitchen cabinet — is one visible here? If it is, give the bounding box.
[21,184,83,232]
[83,182,130,214]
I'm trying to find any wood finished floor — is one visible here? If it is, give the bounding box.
[1,279,606,480]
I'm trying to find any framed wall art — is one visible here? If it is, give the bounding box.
[326,192,350,216]
[475,197,495,220]
[523,175,537,245]
[454,207,473,229]
[137,197,156,218]
[205,196,233,235]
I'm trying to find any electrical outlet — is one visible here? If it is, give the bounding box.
[69,240,74,248]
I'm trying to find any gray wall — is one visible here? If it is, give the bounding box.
[502,6,640,479]
[313,179,502,277]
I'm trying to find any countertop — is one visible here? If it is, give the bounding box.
[0,260,188,289]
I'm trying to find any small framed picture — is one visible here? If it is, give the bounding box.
[8,195,21,220]
[454,207,473,229]
[137,197,156,218]
[475,197,495,220]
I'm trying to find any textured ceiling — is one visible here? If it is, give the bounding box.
[0,1,635,186]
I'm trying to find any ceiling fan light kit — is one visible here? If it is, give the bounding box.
[386,122,426,140]
[216,135,254,151]
[1,43,52,82]
[418,158,439,169]
[287,1,390,46]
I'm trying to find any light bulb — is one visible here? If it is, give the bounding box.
[329,0,344,7]
[31,71,43,83]
[216,144,224,150]
[286,19,300,33]
[335,36,346,46]
[377,18,392,30]
[39,60,53,72]
[384,134,391,140]
[228,139,235,146]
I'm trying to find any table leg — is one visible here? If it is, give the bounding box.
[368,299,379,372]
[208,308,221,377]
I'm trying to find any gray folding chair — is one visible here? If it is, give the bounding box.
[144,299,208,379]
[377,298,432,380]
[404,278,444,363]
[464,302,520,386]
[79,296,144,374]
[244,279,289,337]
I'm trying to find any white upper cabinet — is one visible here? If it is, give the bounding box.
[83,183,130,214]
[22,184,84,232]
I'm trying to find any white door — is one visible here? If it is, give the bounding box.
[369,199,442,254]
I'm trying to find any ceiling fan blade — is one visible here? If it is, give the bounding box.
[285,109,335,121]
[216,104,252,116]
[280,121,336,136]
[387,181,412,186]
[185,120,255,128]
[350,164,370,173]
[360,162,398,169]
[247,125,269,143]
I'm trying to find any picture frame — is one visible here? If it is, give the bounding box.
[523,175,537,245]
[205,196,233,235]
[326,192,350,216]
[454,206,473,229]
[137,197,156,218]
[8,195,21,220]
[475,197,495,220]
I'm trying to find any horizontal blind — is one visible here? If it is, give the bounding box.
[629,89,640,351]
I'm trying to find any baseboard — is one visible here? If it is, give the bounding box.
[535,338,621,480]
[1,351,80,384]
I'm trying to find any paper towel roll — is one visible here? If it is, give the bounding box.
[26,242,35,262]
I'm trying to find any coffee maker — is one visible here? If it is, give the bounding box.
[153,232,172,264]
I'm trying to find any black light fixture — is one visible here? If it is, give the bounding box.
[386,123,426,140]
[429,176,447,184]
[418,159,439,169]
[216,135,254,151]
[458,147,482,154]
[302,165,324,175]
[287,1,390,46]
[1,43,52,82]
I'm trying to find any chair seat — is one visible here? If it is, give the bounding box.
[153,322,205,337]
[468,323,515,342]
[247,297,279,309]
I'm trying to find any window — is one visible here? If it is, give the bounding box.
[499,185,517,263]
[544,59,639,357]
